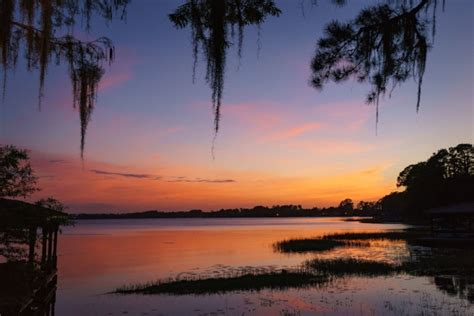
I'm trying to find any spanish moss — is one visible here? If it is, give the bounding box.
[310,0,441,127]
[169,0,281,135]
[0,0,129,157]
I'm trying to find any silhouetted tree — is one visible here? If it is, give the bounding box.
[1,1,455,156]
[338,198,354,212]
[171,0,448,137]
[398,144,473,189]
[444,143,473,178]
[382,143,473,219]
[311,0,443,126]
[36,197,66,213]
[0,145,38,198]
[0,0,128,157]
[397,161,430,188]
[356,200,377,215]
[378,191,406,217]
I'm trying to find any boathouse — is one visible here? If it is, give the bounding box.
[0,198,70,315]
[427,202,474,235]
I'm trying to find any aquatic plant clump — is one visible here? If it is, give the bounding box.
[114,270,327,295]
[273,230,417,254]
[274,237,370,254]
[274,238,346,253]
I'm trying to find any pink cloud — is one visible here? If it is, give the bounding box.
[98,48,137,92]
[291,139,376,155]
[263,122,322,142]
[99,72,132,91]
[165,126,185,134]
[224,102,283,130]
[311,100,373,132]
[221,99,373,138]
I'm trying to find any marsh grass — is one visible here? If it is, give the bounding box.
[306,252,474,278]
[114,255,474,296]
[274,238,345,253]
[274,238,368,253]
[114,230,474,300]
[274,230,430,254]
[114,269,328,295]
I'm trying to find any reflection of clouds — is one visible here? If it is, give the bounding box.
[313,239,410,265]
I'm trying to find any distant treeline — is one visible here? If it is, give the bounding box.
[74,201,378,220]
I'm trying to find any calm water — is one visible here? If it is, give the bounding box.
[55,218,473,315]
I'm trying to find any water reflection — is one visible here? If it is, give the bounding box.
[272,230,474,307]
[32,218,474,314]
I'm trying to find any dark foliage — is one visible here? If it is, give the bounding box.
[311,0,443,125]
[74,202,379,219]
[0,145,38,198]
[2,1,455,156]
[338,198,354,212]
[356,200,378,215]
[379,143,474,219]
[35,197,67,213]
[169,0,281,134]
[0,0,129,157]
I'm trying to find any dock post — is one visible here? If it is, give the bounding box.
[28,226,37,263]
[47,226,53,271]
[41,227,47,269]
[53,226,58,268]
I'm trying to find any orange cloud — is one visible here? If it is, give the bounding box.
[24,149,393,212]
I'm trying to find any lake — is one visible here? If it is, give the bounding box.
[55,218,473,315]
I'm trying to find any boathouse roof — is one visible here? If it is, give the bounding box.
[426,202,474,216]
[0,198,70,228]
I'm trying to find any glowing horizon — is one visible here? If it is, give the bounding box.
[1,1,472,212]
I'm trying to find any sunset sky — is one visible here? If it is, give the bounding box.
[1,1,472,212]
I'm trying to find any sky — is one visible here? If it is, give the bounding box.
[0,0,472,212]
